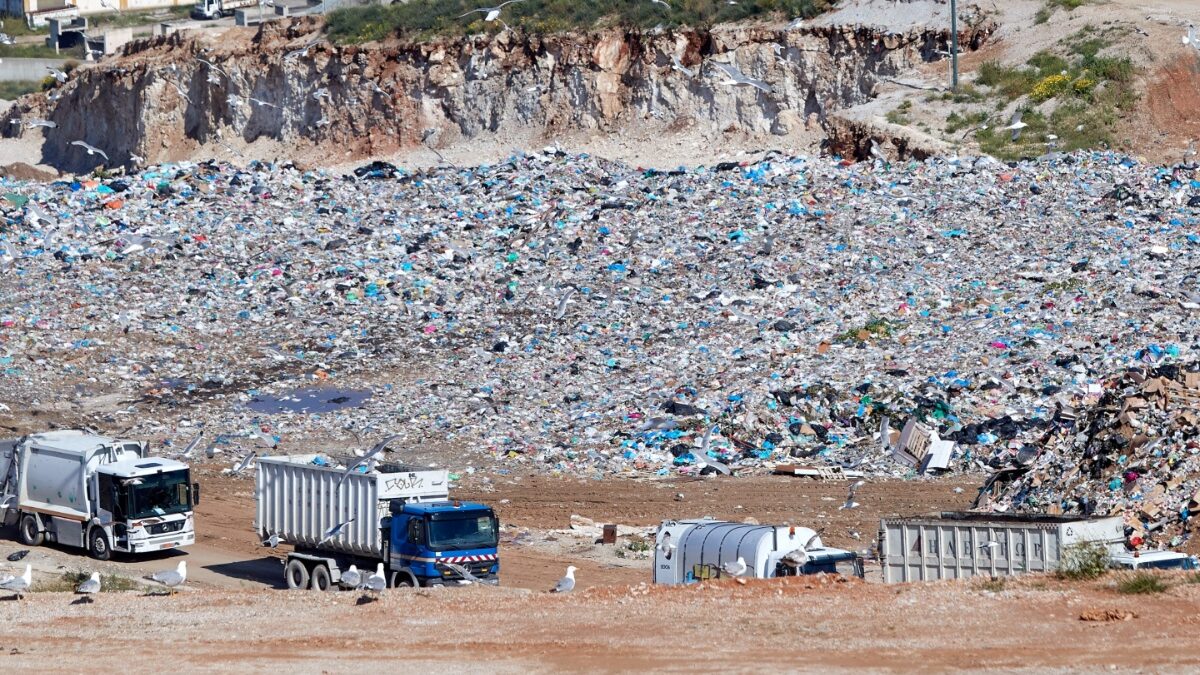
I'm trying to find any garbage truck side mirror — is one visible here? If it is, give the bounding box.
[191,482,201,506]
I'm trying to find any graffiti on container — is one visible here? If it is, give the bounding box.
[385,475,425,492]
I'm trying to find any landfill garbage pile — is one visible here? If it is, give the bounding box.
[0,150,1197,480]
[981,363,1200,550]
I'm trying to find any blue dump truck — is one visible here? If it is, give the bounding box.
[256,455,499,589]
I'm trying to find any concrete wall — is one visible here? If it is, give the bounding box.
[0,57,69,82]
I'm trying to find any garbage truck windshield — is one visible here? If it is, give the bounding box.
[427,511,498,550]
[125,470,192,519]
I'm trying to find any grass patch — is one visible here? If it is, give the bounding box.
[976,576,1007,592]
[1035,0,1092,24]
[0,42,80,59]
[88,6,191,30]
[1185,572,1200,584]
[885,99,913,125]
[327,0,833,43]
[836,317,896,345]
[0,80,43,100]
[1116,572,1169,595]
[1056,541,1109,581]
[959,26,1138,160]
[33,570,140,593]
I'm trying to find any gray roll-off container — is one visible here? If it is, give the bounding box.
[255,454,449,559]
[879,511,1125,583]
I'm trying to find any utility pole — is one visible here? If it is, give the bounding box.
[950,0,960,91]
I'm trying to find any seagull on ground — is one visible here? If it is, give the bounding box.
[550,565,576,592]
[459,0,524,23]
[0,564,31,599]
[318,517,356,546]
[722,556,748,577]
[70,140,109,161]
[1184,24,1198,49]
[365,563,386,592]
[147,560,186,593]
[840,480,865,510]
[714,62,772,93]
[75,572,101,601]
[341,564,361,589]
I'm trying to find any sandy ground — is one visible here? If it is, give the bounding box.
[2,572,1199,672]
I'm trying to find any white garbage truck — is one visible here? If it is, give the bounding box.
[0,430,198,560]
[653,518,863,584]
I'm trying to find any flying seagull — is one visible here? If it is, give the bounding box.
[554,287,576,320]
[130,153,145,164]
[649,0,670,7]
[714,62,772,93]
[168,81,190,103]
[550,565,576,593]
[75,572,101,601]
[437,561,498,586]
[458,0,524,23]
[226,451,257,476]
[336,435,400,493]
[840,480,865,510]
[262,531,285,549]
[26,201,53,226]
[99,0,121,14]
[71,140,109,161]
[171,433,204,460]
[0,564,31,599]
[1004,110,1027,141]
[722,556,748,577]
[195,56,229,79]
[693,425,731,475]
[46,66,68,83]
[249,97,278,108]
[670,54,695,78]
[26,119,56,129]
[147,560,186,593]
[318,517,356,546]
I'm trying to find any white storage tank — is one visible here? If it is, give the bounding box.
[653,518,860,584]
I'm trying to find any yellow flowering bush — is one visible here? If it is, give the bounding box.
[1031,74,1071,102]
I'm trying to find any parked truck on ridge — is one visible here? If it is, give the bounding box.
[256,454,500,590]
[0,430,199,560]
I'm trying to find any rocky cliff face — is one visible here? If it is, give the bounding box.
[2,17,992,172]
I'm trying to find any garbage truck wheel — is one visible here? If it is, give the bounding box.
[88,528,111,561]
[310,564,332,592]
[389,571,414,588]
[19,514,43,547]
[285,559,309,590]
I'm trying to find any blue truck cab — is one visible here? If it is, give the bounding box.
[384,499,500,586]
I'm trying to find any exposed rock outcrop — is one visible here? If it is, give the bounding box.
[1,17,993,172]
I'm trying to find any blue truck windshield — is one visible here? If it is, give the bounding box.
[125,470,192,519]
[427,512,498,550]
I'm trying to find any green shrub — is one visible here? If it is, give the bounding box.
[1116,572,1169,595]
[0,80,43,100]
[327,0,835,43]
[1056,541,1109,580]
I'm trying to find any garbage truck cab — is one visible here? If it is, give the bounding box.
[387,500,500,586]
